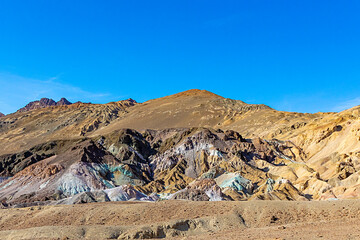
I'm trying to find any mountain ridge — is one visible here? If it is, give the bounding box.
[0,89,360,206]
[5,89,356,116]
[16,97,73,113]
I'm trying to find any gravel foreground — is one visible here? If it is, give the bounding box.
[0,200,360,240]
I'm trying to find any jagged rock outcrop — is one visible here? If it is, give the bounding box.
[0,112,4,118]
[17,97,72,113]
[0,128,314,207]
[0,138,150,206]
[56,97,72,106]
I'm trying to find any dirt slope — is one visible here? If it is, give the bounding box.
[0,200,360,239]
[93,89,272,135]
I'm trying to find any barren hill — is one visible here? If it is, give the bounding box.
[94,89,273,135]
[0,89,360,208]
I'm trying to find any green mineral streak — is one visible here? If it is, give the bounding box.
[109,165,134,177]
[92,164,115,188]
[103,180,114,188]
[201,169,217,179]
[219,174,250,192]
[200,168,224,179]
[94,164,139,187]
[266,178,275,192]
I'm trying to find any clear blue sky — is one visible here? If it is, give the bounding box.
[1,0,360,114]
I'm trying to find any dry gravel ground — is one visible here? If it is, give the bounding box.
[1,200,360,239]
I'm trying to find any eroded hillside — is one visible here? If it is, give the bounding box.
[0,89,359,206]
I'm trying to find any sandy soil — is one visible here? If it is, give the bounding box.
[1,200,360,239]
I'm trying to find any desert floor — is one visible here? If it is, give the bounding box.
[1,200,360,240]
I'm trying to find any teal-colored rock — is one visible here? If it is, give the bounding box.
[109,165,134,178]
[266,178,275,192]
[215,172,253,193]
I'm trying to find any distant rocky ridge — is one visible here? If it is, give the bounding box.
[16,97,72,113]
[56,97,72,106]
[0,113,4,118]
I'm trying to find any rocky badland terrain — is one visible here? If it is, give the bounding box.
[0,89,360,239]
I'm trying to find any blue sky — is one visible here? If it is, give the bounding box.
[1,0,360,114]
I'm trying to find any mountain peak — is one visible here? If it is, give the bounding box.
[124,98,137,104]
[17,97,73,113]
[169,89,223,98]
[57,98,72,106]
[0,112,4,117]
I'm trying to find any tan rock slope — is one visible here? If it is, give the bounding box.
[0,99,137,155]
[94,89,273,135]
[0,89,359,205]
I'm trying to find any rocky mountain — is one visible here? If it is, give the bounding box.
[0,89,359,207]
[56,97,72,106]
[16,97,72,113]
[0,112,4,118]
